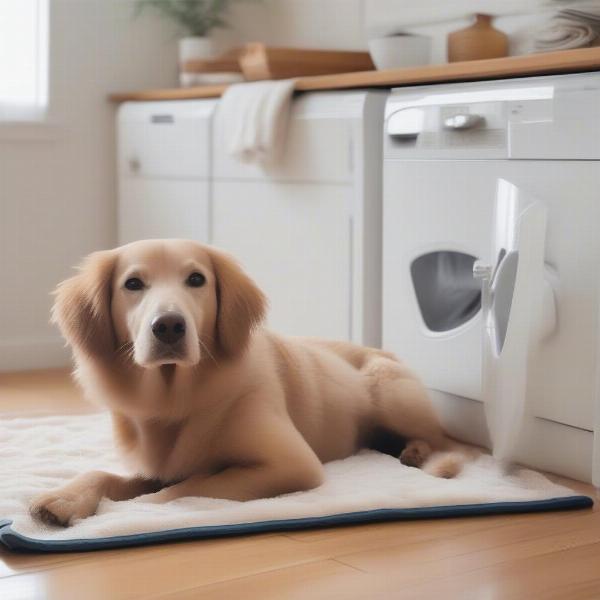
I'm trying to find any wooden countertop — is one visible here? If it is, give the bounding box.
[109,47,600,102]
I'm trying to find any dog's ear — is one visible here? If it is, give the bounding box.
[208,247,267,358]
[52,250,117,361]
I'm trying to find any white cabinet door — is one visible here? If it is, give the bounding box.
[212,181,352,340]
[118,101,215,179]
[118,179,210,245]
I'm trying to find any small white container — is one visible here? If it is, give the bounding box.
[368,34,431,70]
[179,36,218,64]
[178,37,243,87]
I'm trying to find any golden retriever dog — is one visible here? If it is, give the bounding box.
[30,239,469,527]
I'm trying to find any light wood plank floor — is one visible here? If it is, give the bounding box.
[0,369,598,600]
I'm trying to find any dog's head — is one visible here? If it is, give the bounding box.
[52,240,267,368]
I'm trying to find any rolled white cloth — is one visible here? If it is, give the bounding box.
[534,16,596,52]
[512,3,600,55]
[561,3,600,28]
[218,79,296,165]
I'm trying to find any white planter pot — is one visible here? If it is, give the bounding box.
[179,36,226,87]
[179,36,218,64]
[368,34,432,70]
[178,36,244,87]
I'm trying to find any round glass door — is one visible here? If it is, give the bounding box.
[411,251,481,332]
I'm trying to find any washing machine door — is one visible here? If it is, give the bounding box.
[478,179,550,462]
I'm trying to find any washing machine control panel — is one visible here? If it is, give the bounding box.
[385,72,600,160]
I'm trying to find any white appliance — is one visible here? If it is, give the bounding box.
[382,73,600,483]
[212,91,387,345]
[117,99,218,244]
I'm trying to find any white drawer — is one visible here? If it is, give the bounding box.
[118,100,217,179]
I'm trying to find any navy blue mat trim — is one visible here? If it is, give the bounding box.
[0,495,592,553]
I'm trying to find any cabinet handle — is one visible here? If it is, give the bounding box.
[443,114,484,130]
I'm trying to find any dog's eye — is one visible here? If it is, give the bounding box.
[124,277,145,291]
[186,272,206,288]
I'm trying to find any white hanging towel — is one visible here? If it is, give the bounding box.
[218,79,296,165]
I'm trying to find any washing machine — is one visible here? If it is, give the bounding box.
[382,73,600,483]
[117,99,217,244]
[212,91,387,345]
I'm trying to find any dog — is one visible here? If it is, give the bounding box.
[30,239,469,527]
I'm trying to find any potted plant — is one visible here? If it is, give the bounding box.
[136,0,253,78]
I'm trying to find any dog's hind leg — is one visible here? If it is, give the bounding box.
[399,439,434,468]
[362,354,470,478]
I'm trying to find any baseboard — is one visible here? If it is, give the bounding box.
[0,337,70,371]
[431,389,595,483]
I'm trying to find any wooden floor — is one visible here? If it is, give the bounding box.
[0,370,598,600]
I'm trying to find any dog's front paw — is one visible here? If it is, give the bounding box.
[29,489,102,527]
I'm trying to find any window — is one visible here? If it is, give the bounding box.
[0,0,48,121]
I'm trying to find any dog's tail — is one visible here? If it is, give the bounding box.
[423,439,480,479]
[423,451,467,479]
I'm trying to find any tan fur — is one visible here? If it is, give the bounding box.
[51,250,118,362]
[209,248,267,358]
[30,239,474,527]
[423,452,465,479]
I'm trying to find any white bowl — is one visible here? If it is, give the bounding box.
[368,34,431,70]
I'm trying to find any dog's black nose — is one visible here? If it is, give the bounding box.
[151,313,186,344]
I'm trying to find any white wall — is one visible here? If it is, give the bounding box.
[0,0,178,370]
[218,0,367,50]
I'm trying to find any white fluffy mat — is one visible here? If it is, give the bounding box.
[0,413,589,549]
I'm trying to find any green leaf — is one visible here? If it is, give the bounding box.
[133,0,261,36]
